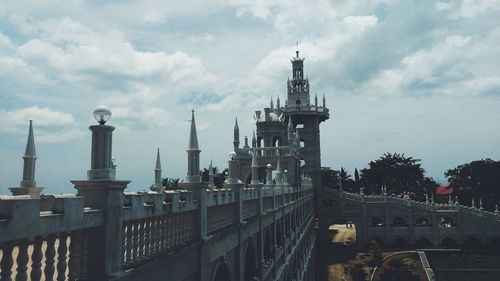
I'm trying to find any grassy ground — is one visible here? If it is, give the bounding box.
[327,224,357,281]
[373,252,427,281]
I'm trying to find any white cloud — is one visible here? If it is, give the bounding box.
[143,11,167,24]
[0,107,83,143]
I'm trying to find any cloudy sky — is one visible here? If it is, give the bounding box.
[1,0,499,193]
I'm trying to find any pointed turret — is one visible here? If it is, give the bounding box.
[233,117,240,151]
[322,93,326,107]
[188,109,199,150]
[11,120,44,198]
[208,160,214,187]
[315,93,318,107]
[154,148,162,187]
[21,120,37,187]
[277,95,280,108]
[186,109,201,183]
[270,97,274,109]
[287,117,294,143]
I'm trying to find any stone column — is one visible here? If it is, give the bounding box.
[72,109,129,279]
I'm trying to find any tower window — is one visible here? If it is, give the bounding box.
[296,100,301,105]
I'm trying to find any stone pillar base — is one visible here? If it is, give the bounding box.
[9,187,44,198]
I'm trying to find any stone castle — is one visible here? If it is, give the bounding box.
[1,51,500,281]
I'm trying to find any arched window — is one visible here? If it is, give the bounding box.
[296,99,301,105]
[213,262,231,281]
[392,217,406,226]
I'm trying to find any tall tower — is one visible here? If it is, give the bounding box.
[284,50,329,203]
[287,50,310,107]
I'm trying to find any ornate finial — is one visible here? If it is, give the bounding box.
[472,198,476,208]
[296,41,299,58]
[495,204,499,214]
[277,95,280,108]
[455,195,459,205]
[479,197,484,210]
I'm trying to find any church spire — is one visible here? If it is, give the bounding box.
[186,109,201,183]
[233,117,239,151]
[21,120,37,187]
[154,148,162,187]
[188,109,199,149]
[277,95,280,108]
[270,97,274,109]
[322,93,326,107]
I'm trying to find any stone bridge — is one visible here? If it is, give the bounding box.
[318,188,500,248]
[0,110,317,281]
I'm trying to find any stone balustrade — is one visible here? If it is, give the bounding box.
[0,176,314,280]
[337,189,500,222]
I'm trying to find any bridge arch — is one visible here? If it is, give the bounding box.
[243,239,258,281]
[368,237,385,247]
[369,216,384,226]
[392,237,408,248]
[415,217,431,226]
[392,217,406,226]
[439,216,455,227]
[441,237,459,248]
[464,236,482,249]
[211,258,232,281]
[415,237,432,248]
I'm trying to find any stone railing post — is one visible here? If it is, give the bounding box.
[72,107,130,280]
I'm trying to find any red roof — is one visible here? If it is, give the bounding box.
[436,183,454,195]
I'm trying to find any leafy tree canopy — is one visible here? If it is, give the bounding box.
[445,158,500,210]
[360,152,437,196]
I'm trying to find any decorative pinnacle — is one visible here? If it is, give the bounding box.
[188,109,199,150]
[155,148,161,170]
[25,120,36,157]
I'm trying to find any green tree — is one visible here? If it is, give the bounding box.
[445,159,500,210]
[368,240,382,267]
[161,177,180,190]
[354,168,360,183]
[345,254,368,281]
[360,153,437,197]
[201,166,229,188]
[321,167,340,189]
